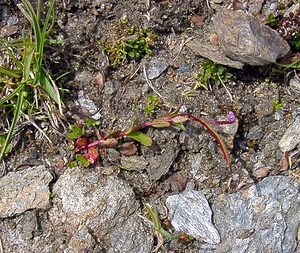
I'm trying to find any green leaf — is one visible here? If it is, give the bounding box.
[0,66,22,79]
[0,90,25,162]
[0,82,26,106]
[0,135,13,154]
[173,122,186,131]
[76,155,90,167]
[68,125,84,139]
[126,131,152,146]
[85,118,101,126]
[40,71,64,107]
[22,44,34,82]
[67,161,77,168]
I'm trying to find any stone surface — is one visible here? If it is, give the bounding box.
[77,90,101,120]
[0,165,53,218]
[212,176,300,253]
[278,115,300,152]
[213,9,290,66]
[107,214,153,253]
[147,58,169,79]
[146,139,179,181]
[166,190,220,244]
[247,125,263,140]
[120,156,148,171]
[290,76,300,92]
[187,35,244,69]
[46,167,152,252]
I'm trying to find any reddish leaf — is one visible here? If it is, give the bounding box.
[75,137,88,148]
[84,147,99,164]
[120,142,138,156]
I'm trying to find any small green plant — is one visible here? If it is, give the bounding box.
[145,204,194,243]
[0,0,63,162]
[144,95,160,117]
[265,13,280,28]
[272,98,284,112]
[194,60,232,90]
[68,107,236,168]
[103,28,155,65]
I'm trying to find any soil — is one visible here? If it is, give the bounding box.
[1,0,300,252]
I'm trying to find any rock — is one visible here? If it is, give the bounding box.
[252,167,270,179]
[166,190,220,244]
[146,139,179,181]
[66,225,97,252]
[77,90,101,120]
[0,165,53,218]
[47,167,153,252]
[50,168,138,237]
[177,64,190,74]
[187,35,244,69]
[147,58,169,79]
[278,115,300,152]
[248,0,264,15]
[247,125,263,140]
[120,156,148,171]
[104,80,121,95]
[107,214,153,253]
[213,9,290,66]
[290,76,300,92]
[212,176,300,253]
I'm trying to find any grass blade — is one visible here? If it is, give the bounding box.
[22,45,34,81]
[40,71,64,110]
[0,83,26,105]
[0,90,25,161]
[0,66,22,79]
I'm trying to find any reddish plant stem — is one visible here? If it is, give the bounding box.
[87,121,153,149]
[86,113,234,167]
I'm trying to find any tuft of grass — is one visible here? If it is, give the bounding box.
[103,27,155,65]
[194,60,232,90]
[0,0,63,162]
[144,94,160,117]
[272,98,284,112]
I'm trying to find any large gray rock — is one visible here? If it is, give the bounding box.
[213,9,290,66]
[166,190,220,244]
[0,165,53,218]
[278,115,300,152]
[187,35,244,69]
[211,176,300,253]
[48,167,153,253]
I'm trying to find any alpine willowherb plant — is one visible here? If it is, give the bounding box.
[68,108,236,167]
